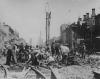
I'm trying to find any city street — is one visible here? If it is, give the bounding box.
[0,0,100,79]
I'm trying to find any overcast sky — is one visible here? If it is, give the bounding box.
[0,0,100,45]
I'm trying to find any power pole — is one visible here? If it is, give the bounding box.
[45,2,51,46]
[72,31,74,50]
[39,31,43,47]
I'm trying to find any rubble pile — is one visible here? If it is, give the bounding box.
[54,65,94,79]
[73,55,100,67]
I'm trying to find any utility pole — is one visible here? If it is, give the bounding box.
[45,2,51,46]
[72,31,74,50]
[39,31,43,47]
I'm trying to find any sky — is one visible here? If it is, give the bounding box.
[0,0,100,45]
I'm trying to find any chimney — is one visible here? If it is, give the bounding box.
[83,15,86,21]
[77,17,82,25]
[78,18,82,22]
[92,8,95,17]
[79,18,82,25]
[86,13,89,19]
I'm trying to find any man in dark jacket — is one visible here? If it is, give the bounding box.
[51,42,55,56]
[5,46,14,66]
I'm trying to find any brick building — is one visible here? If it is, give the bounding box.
[71,8,100,53]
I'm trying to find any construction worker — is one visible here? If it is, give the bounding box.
[5,45,15,66]
[60,44,70,65]
[51,42,55,56]
[26,52,39,66]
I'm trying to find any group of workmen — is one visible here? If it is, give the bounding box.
[5,43,38,66]
[3,42,70,67]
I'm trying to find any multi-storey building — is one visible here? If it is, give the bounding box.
[71,8,100,53]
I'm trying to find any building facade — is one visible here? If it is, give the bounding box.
[71,8,100,53]
[60,24,76,49]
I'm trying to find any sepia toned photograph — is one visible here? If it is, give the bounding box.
[0,0,100,79]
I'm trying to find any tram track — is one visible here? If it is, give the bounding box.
[0,64,58,79]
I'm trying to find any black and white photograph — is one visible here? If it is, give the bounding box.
[0,0,100,79]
